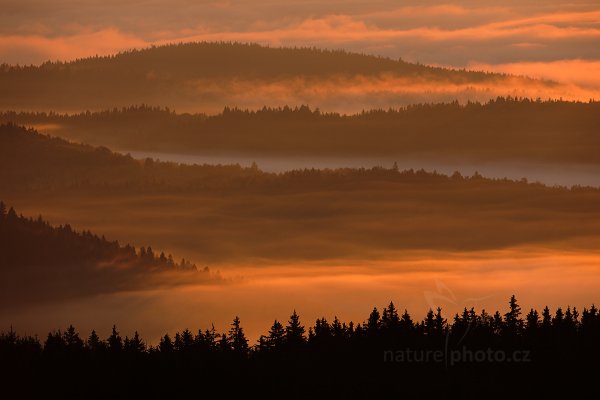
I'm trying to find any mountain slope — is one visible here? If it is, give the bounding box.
[2,99,599,165]
[2,124,600,264]
[0,42,556,112]
[0,200,208,308]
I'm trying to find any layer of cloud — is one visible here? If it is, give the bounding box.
[467,59,600,91]
[180,74,598,113]
[0,28,147,64]
[1,1,600,67]
[2,249,600,343]
[1,1,599,109]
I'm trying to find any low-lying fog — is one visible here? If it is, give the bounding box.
[127,151,600,188]
[2,249,599,344]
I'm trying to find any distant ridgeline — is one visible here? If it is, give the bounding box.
[0,42,488,79]
[3,123,600,256]
[0,123,262,192]
[0,202,203,305]
[1,98,598,164]
[0,43,556,112]
[0,201,197,271]
[0,42,492,85]
[2,121,599,193]
[1,296,599,398]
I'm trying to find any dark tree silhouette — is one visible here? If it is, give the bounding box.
[126,331,146,353]
[2,297,600,398]
[159,334,174,353]
[525,309,540,333]
[63,325,84,351]
[504,294,523,335]
[367,307,381,337]
[228,316,249,356]
[285,310,306,348]
[107,325,123,353]
[86,330,103,352]
[381,302,400,332]
[260,320,285,352]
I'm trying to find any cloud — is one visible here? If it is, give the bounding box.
[0,0,599,99]
[1,2,600,66]
[3,248,600,343]
[0,28,147,64]
[166,11,600,44]
[467,59,600,91]
[178,74,599,114]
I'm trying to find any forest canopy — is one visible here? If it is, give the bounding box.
[0,201,212,308]
[0,42,565,113]
[2,98,598,165]
[2,123,600,263]
[2,296,599,398]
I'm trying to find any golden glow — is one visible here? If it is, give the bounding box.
[3,249,599,343]
[2,0,600,343]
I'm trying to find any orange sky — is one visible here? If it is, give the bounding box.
[2,1,600,92]
[3,248,600,343]
[2,0,600,342]
[180,74,599,112]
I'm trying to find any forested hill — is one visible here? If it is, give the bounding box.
[0,123,259,192]
[0,201,206,307]
[1,41,499,82]
[2,297,600,398]
[0,42,547,112]
[3,99,599,164]
[3,123,600,259]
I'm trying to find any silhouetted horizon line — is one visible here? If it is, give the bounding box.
[0,41,539,83]
[3,122,599,191]
[3,96,599,118]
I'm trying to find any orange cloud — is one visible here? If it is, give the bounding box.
[468,59,600,91]
[169,13,600,44]
[364,4,512,18]
[2,7,600,65]
[0,28,147,64]
[181,74,598,114]
[3,248,600,343]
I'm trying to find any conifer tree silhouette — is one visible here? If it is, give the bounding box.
[504,295,523,335]
[367,307,381,336]
[263,320,285,351]
[107,325,123,352]
[63,325,83,351]
[159,334,173,353]
[228,316,249,355]
[285,310,306,348]
[86,330,103,352]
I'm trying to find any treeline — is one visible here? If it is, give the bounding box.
[5,296,598,357]
[0,41,497,81]
[0,42,542,112]
[3,123,600,258]
[2,296,599,398]
[0,202,207,306]
[2,98,598,163]
[6,121,592,194]
[0,201,197,271]
[0,123,267,192]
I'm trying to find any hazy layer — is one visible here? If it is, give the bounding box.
[2,1,599,78]
[3,124,600,266]
[4,100,599,170]
[126,151,600,188]
[2,249,599,343]
[5,43,589,114]
[2,125,600,342]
